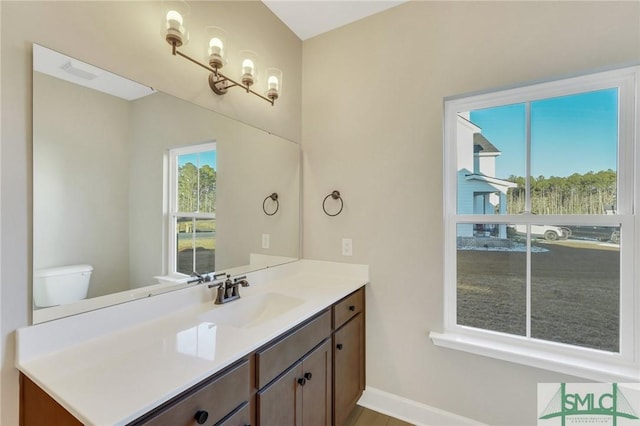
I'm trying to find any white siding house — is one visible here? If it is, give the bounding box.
[456,115,516,238]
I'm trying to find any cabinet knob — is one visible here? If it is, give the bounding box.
[304,372,313,381]
[194,410,209,425]
[336,343,343,350]
[348,305,356,311]
[297,377,306,386]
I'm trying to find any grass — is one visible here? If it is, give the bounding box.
[175,218,216,273]
[457,242,620,352]
[176,218,216,251]
[177,236,216,251]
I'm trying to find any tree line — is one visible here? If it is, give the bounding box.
[178,162,216,213]
[506,169,616,215]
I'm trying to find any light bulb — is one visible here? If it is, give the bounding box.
[209,37,223,56]
[265,68,282,102]
[166,10,183,31]
[242,59,255,76]
[267,76,279,91]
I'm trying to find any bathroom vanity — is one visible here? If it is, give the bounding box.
[16,260,368,426]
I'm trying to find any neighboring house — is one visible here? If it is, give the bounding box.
[456,114,516,238]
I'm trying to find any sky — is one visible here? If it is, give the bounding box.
[469,88,618,179]
[178,150,217,169]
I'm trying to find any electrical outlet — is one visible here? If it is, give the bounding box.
[262,233,270,249]
[341,238,353,256]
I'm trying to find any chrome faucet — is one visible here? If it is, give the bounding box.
[208,274,250,304]
[188,271,210,284]
[188,271,225,285]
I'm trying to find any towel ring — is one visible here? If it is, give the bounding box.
[262,192,279,216]
[322,190,343,217]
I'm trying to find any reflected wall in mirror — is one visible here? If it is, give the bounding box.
[33,44,300,323]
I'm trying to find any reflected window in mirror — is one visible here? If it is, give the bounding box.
[169,143,217,276]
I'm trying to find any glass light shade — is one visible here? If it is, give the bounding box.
[239,50,259,88]
[161,0,190,47]
[265,68,283,101]
[205,26,228,69]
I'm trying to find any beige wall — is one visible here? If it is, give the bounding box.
[0,1,301,423]
[301,1,640,425]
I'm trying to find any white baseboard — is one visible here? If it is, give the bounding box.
[357,386,486,426]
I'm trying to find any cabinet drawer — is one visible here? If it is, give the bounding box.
[333,288,364,330]
[218,402,250,426]
[256,309,331,389]
[135,360,249,426]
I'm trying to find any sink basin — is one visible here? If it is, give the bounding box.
[200,292,304,328]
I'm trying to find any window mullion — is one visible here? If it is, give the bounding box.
[196,154,201,213]
[168,153,179,275]
[191,217,196,274]
[526,230,532,338]
[525,101,532,338]
[525,102,532,214]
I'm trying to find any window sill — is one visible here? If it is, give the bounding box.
[429,331,639,382]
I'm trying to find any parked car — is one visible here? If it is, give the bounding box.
[611,231,620,244]
[564,226,619,242]
[510,224,570,241]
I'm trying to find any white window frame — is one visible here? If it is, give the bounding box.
[167,142,217,277]
[431,67,640,382]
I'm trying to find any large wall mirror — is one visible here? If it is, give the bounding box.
[32,44,300,323]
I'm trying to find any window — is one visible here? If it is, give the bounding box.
[168,143,217,276]
[432,67,639,381]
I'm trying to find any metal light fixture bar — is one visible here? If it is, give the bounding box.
[162,3,280,106]
[169,42,275,106]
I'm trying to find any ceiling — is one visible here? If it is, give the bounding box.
[34,44,155,101]
[262,1,408,40]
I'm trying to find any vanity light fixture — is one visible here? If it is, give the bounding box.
[161,1,282,106]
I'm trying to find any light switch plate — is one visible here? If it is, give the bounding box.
[262,233,270,249]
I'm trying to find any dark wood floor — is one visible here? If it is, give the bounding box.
[344,405,415,426]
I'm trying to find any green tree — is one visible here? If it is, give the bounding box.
[178,162,198,212]
[506,170,617,215]
[199,164,216,213]
[178,162,217,213]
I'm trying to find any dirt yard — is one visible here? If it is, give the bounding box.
[177,247,215,275]
[456,242,620,352]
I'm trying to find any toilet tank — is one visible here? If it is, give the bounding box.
[33,264,93,308]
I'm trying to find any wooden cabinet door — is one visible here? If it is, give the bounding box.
[300,340,332,426]
[257,340,332,426]
[20,374,82,426]
[333,314,365,426]
[257,363,303,426]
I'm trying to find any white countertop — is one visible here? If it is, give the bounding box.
[16,260,369,425]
